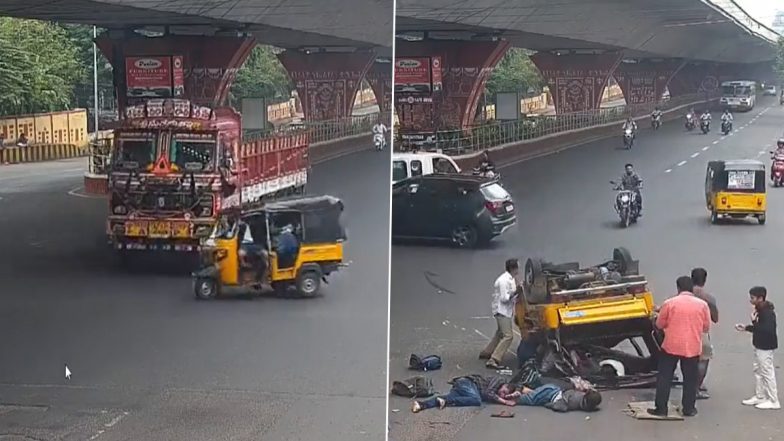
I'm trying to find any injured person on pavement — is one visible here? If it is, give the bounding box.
[515,383,602,412]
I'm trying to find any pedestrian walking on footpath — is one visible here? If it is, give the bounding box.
[479,258,523,370]
[648,276,711,417]
[691,267,719,399]
[736,286,780,410]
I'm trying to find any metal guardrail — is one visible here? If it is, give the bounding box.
[245,112,385,144]
[395,93,716,156]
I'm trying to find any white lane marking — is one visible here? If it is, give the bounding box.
[67,186,104,199]
[691,153,700,158]
[712,140,719,145]
[760,151,767,155]
[677,161,687,166]
[702,146,710,151]
[104,412,129,428]
[665,169,672,173]
[470,316,493,319]
[89,430,105,440]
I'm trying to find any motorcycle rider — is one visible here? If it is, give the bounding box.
[651,106,663,122]
[619,163,643,215]
[477,150,496,176]
[771,138,784,180]
[700,110,712,128]
[622,117,638,140]
[372,120,388,148]
[720,109,733,131]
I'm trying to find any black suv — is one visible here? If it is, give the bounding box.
[392,174,516,248]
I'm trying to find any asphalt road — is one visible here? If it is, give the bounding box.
[389,97,784,441]
[0,140,390,440]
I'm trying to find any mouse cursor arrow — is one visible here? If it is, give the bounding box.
[65,364,72,380]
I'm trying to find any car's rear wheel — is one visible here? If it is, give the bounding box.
[452,225,478,248]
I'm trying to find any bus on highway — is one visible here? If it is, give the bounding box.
[720,80,756,111]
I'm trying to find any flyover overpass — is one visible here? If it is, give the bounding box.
[0,0,394,120]
[394,0,780,131]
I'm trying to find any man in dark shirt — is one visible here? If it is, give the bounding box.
[514,384,602,412]
[691,268,719,399]
[736,286,779,409]
[411,374,516,412]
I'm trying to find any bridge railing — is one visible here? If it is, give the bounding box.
[244,112,385,144]
[396,93,716,156]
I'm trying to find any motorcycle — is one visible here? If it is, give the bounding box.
[700,119,710,134]
[373,133,385,150]
[623,128,634,150]
[651,114,662,130]
[721,120,733,135]
[770,153,784,187]
[610,181,640,228]
[472,166,500,181]
[685,113,695,131]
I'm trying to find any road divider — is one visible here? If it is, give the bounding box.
[1,143,87,165]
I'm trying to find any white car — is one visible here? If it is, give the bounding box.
[392,152,461,184]
[764,85,777,96]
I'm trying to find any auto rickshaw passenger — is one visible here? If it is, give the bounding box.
[276,224,299,268]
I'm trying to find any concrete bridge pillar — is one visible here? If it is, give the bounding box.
[277,50,376,122]
[530,51,622,114]
[96,35,256,112]
[613,59,684,105]
[395,40,510,134]
[665,63,712,97]
[365,61,393,114]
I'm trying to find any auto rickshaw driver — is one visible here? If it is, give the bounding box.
[237,219,268,285]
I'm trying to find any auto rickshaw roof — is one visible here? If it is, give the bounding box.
[244,195,343,216]
[720,159,765,171]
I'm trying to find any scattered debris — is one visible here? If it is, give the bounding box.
[624,401,684,420]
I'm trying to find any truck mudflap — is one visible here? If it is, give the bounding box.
[192,264,219,278]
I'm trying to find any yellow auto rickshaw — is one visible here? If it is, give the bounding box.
[705,160,767,224]
[192,195,347,299]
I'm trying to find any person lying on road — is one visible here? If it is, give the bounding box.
[514,384,602,412]
[411,374,516,413]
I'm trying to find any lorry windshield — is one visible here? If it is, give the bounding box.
[170,135,216,172]
[116,137,156,169]
[722,85,752,97]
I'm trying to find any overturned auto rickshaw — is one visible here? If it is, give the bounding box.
[192,195,347,299]
[514,247,662,387]
[705,159,767,224]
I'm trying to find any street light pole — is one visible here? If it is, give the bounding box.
[93,26,99,133]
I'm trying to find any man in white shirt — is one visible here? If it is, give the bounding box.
[479,258,522,369]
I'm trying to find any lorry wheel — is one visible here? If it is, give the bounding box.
[194,278,218,300]
[524,258,548,304]
[613,247,635,275]
[296,266,323,297]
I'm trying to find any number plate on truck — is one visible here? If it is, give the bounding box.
[124,221,148,237]
[148,221,171,238]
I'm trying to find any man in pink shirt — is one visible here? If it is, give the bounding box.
[649,276,711,417]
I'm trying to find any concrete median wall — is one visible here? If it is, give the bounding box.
[453,96,718,170]
[0,143,87,165]
[0,109,88,148]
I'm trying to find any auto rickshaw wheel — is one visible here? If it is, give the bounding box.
[524,258,548,304]
[710,209,719,224]
[759,214,767,225]
[296,264,323,297]
[612,247,635,275]
[194,277,219,300]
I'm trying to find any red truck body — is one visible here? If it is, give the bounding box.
[106,98,308,252]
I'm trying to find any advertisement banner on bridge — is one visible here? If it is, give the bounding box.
[395,57,435,95]
[126,56,175,98]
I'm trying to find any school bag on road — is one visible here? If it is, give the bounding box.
[408,354,442,371]
[391,376,435,398]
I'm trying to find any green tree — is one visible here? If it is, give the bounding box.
[230,46,292,104]
[0,18,82,115]
[485,48,544,99]
[59,24,114,111]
